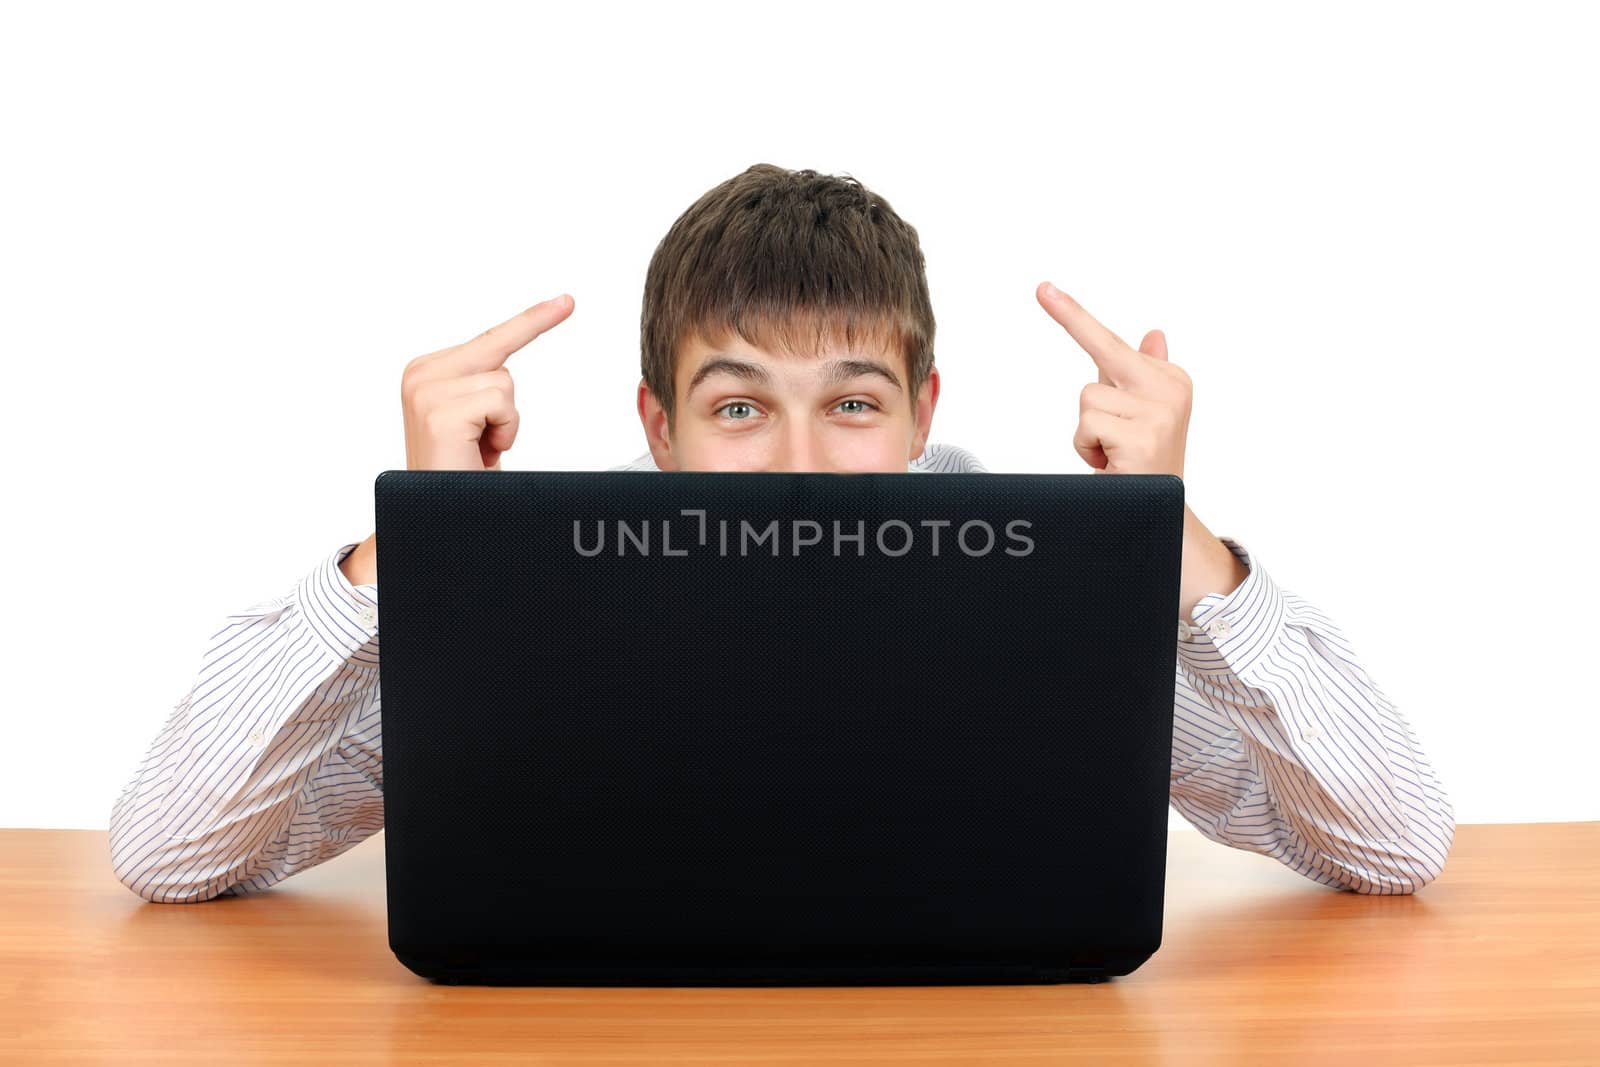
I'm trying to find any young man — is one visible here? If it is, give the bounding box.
[110,164,1455,904]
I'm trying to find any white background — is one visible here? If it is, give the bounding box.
[2,2,1595,833]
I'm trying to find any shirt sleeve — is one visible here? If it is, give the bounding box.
[108,542,385,903]
[1166,536,1455,894]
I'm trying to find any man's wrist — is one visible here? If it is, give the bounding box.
[1178,506,1247,624]
[339,533,377,587]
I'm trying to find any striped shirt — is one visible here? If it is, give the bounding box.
[109,441,1456,902]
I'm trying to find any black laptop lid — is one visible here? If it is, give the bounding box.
[374,469,1184,985]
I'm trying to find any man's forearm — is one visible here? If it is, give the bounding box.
[339,532,377,587]
[1178,505,1248,624]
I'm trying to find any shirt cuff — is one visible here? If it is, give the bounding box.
[293,541,380,669]
[1174,536,1286,678]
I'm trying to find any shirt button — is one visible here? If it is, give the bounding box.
[359,606,377,627]
[1209,616,1231,638]
[1301,726,1323,742]
[1177,621,1193,640]
[249,730,265,747]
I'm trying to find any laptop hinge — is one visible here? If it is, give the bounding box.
[1035,955,1112,983]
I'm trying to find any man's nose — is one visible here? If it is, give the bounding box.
[768,425,826,472]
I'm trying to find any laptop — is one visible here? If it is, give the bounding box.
[373,468,1185,986]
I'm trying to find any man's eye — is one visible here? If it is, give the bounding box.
[835,399,879,415]
[714,401,756,420]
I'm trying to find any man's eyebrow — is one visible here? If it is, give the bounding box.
[685,356,903,397]
[822,358,903,393]
[686,357,773,397]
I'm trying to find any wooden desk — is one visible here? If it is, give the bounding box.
[2,823,1596,1064]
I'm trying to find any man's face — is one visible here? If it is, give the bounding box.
[636,332,940,473]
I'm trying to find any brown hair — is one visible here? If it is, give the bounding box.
[639,163,936,433]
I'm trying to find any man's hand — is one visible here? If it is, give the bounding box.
[1035,282,1249,621]
[1035,281,1191,480]
[400,293,575,471]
